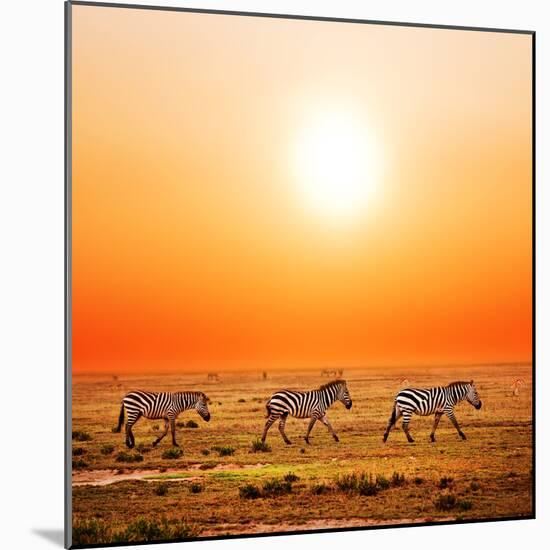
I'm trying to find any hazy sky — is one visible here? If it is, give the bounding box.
[71,5,532,374]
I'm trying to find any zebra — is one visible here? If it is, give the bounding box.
[383,380,482,444]
[261,380,352,445]
[114,390,211,448]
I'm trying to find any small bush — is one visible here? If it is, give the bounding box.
[238,398,246,403]
[72,518,109,545]
[414,477,424,485]
[116,451,144,463]
[212,445,235,457]
[284,472,299,483]
[391,472,406,487]
[335,473,359,492]
[434,494,457,511]
[311,482,329,495]
[189,483,203,494]
[357,475,379,496]
[186,420,199,429]
[114,517,199,542]
[72,430,92,442]
[470,481,481,491]
[72,458,88,469]
[300,448,306,454]
[152,424,160,431]
[199,461,217,470]
[439,476,454,489]
[375,475,390,490]
[251,439,271,453]
[262,479,292,497]
[162,448,183,460]
[72,447,86,456]
[201,449,210,456]
[458,500,473,511]
[154,483,169,496]
[239,484,261,499]
[101,444,115,455]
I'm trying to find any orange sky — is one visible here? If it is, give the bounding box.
[71,5,532,374]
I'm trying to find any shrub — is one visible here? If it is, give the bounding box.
[101,444,115,455]
[201,449,210,456]
[251,439,271,453]
[284,472,299,483]
[311,482,329,495]
[72,430,92,442]
[155,483,169,496]
[434,494,457,511]
[162,448,183,460]
[458,500,473,511]
[199,461,217,470]
[239,484,261,499]
[470,481,481,491]
[300,448,306,454]
[439,476,454,489]
[335,473,359,493]
[189,483,203,494]
[186,420,199,429]
[72,458,88,469]
[414,477,424,485]
[375,475,390,490]
[212,445,235,457]
[357,475,379,496]
[391,472,406,487]
[72,447,86,456]
[152,424,160,431]
[238,398,246,403]
[116,451,144,463]
[115,517,199,542]
[72,518,109,545]
[262,479,292,497]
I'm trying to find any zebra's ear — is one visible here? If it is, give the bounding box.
[470,380,474,385]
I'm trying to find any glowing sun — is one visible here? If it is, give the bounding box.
[293,109,379,222]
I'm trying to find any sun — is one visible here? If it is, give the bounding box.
[293,109,379,222]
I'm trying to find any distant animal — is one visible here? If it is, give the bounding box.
[114,390,211,448]
[383,380,482,444]
[262,372,268,380]
[262,380,352,445]
[207,373,220,381]
[337,369,344,377]
[321,369,338,377]
[511,378,525,396]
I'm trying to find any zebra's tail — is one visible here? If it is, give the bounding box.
[114,402,125,433]
[389,403,397,426]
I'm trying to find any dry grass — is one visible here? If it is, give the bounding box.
[71,364,533,543]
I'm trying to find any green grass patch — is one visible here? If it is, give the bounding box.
[116,452,144,463]
[162,448,183,460]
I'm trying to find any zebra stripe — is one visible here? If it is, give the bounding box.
[261,380,352,445]
[382,380,482,443]
[114,390,211,448]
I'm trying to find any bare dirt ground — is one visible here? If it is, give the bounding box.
[71,364,533,545]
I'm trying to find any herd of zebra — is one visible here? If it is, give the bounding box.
[114,379,483,449]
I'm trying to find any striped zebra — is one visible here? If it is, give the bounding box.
[383,380,482,443]
[114,390,211,448]
[261,380,352,445]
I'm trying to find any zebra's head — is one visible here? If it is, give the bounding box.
[195,393,211,422]
[337,381,353,410]
[466,381,482,410]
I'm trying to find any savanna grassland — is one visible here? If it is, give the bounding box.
[71,364,532,546]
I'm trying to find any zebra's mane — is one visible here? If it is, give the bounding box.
[319,379,346,391]
[447,381,472,388]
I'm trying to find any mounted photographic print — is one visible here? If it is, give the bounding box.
[65,1,535,548]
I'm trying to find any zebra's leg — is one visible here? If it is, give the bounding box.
[446,409,466,440]
[170,417,179,447]
[430,412,443,443]
[261,415,278,443]
[125,412,141,449]
[320,415,339,442]
[278,413,292,445]
[152,418,170,447]
[304,417,317,444]
[383,404,401,443]
[401,411,414,443]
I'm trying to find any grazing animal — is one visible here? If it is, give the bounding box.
[262,380,352,445]
[383,380,482,443]
[207,373,220,381]
[511,378,525,396]
[114,391,211,448]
